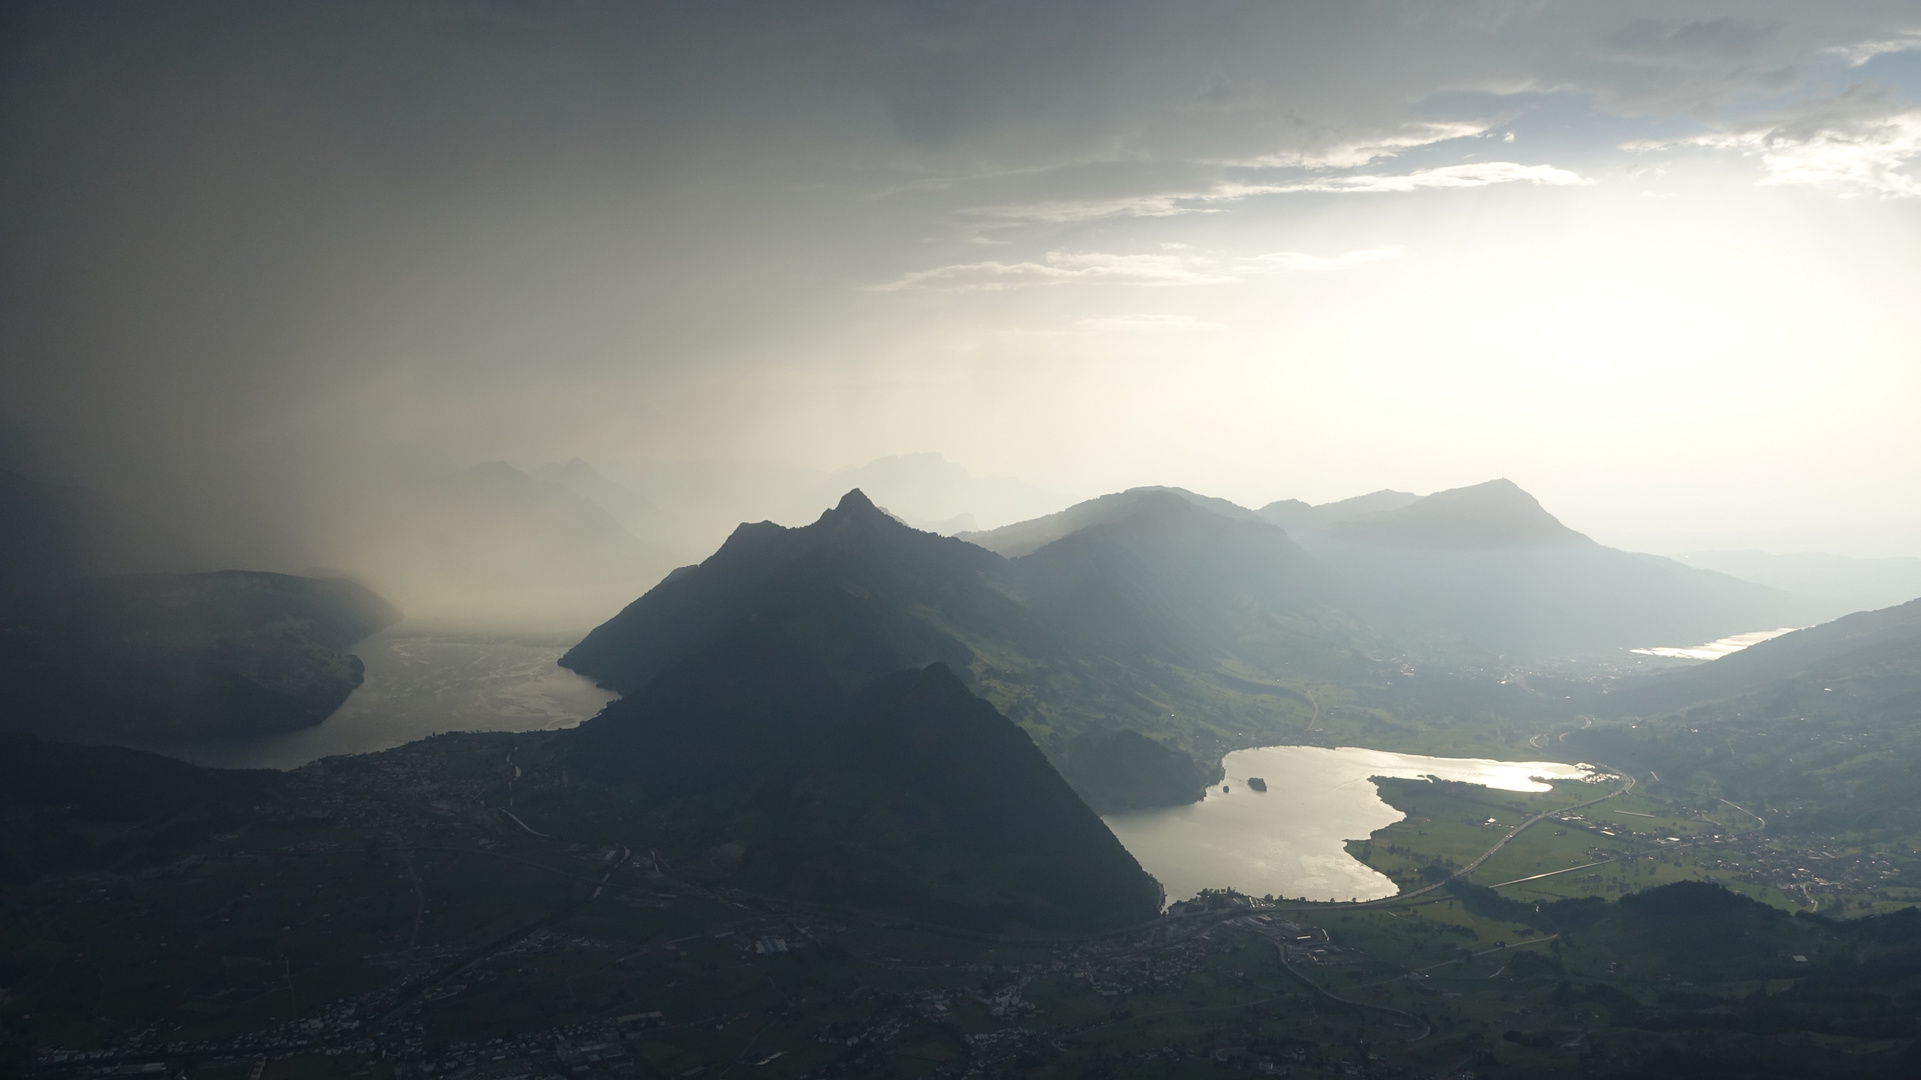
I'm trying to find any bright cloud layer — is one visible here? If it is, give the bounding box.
[881,246,1406,292]
[1255,162,1593,195]
[970,161,1590,229]
[1247,120,1495,169]
[1641,83,1921,198]
[874,250,1237,292]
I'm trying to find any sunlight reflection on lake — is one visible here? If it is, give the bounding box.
[167,627,616,770]
[1103,745,1591,904]
[1630,627,1798,660]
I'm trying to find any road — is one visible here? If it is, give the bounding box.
[1279,766,1638,911]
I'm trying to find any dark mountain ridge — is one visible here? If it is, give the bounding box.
[0,570,398,744]
[562,489,1027,696]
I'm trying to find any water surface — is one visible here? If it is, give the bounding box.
[1104,745,1590,904]
[169,627,616,770]
[1630,627,1798,660]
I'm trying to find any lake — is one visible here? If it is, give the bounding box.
[1103,745,1591,904]
[1630,627,1798,660]
[168,627,617,770]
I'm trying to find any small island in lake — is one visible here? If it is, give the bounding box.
[1247,776,1268,791]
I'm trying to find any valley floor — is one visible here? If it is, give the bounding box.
[9,732,1921,1080]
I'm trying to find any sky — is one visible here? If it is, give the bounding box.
[3,0,1920,569]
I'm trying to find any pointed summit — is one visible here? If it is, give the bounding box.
[810,488,927,552]
[560,489,1010,694]
[829,487,880,515]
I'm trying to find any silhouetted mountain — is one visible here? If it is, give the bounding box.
[1257,488,1420,533]
[961,486,1260,558]
[565,614,1163,932]
[0,571,398,745]
[561,489,1023,695]
[1329,479,1591,547]
[1260,480,1584,546]
[1009,488,1327,665]
[1258,479,1807,657]
[565,488,1362,812]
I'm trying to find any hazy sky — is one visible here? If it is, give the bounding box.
[4,1,1919,561]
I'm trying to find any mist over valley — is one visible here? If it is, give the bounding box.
[4,4,1921,1078]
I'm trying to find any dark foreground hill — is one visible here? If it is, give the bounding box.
[0,732,281,881]
[0,571,398,744]
[565,611,1164,933]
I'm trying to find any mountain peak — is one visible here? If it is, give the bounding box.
[562,487,1003,694]
[814,487,918,539]
[1332,478,1592,547]
[830,487,881,515]
[959,486,1260,557]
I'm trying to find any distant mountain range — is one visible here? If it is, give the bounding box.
[1675,550,1921,621]
[1254,479,1809,655]
[560,478,1825,814]
[563,488,1359,812]
[1263,479,1590,547]
[345,461,688,629]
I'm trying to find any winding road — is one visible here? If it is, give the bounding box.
[1279,766,1638,911]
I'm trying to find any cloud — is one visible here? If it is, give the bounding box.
[1253,161,1592,194]
[1826,31,1921,67]
[1247,120,1495,169]
[873,250,1238,291]
[966,160,1590,228]
[1636,83,1921,198]
[881,245,1405,292]
[963,190,1228,226]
